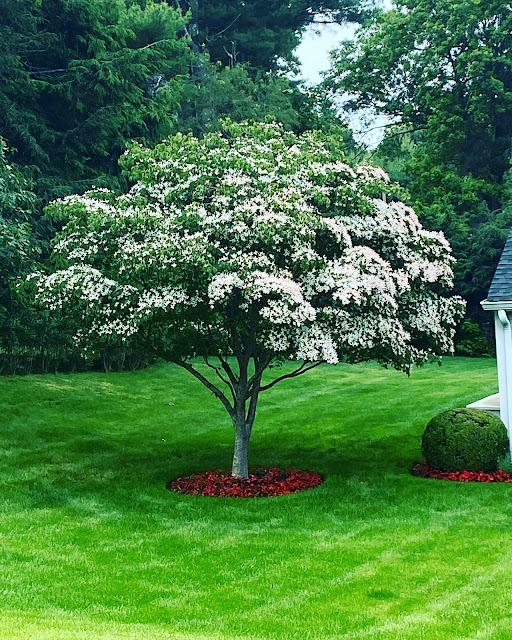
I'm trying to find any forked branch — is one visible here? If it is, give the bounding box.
[175,360,234,417]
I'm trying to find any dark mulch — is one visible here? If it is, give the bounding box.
[168,467,323,497]
[412,463,512,483]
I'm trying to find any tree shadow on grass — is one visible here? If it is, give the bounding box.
[2,419,503,539]
[2,418,425,515]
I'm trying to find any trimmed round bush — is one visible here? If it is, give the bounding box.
[422,409,509,472]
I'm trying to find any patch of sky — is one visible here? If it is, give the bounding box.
[295,0,393,148]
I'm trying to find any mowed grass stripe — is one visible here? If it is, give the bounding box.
[1,357,511,639]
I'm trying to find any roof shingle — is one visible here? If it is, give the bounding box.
[487,234,512,302]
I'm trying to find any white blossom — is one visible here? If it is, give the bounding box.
[33,121,464,368]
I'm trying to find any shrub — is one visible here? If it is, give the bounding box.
[422,409,509,472]
[454,319,493,357]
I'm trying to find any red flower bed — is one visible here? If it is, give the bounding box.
[168,467,323,497]
[412,463,512,483]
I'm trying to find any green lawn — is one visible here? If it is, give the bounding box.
[1,357,511,639]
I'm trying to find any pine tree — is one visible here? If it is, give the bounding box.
[0,0,191,199]
[178,0,370,70]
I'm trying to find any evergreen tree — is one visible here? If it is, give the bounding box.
[178,0,370,70]
[1,0,191,199]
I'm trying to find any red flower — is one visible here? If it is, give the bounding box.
[168,468,323,497]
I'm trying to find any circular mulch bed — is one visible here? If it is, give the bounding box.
[412,463,512,483]
[168,467,323,497]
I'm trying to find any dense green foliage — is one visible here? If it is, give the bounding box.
[178,65,345,136]
[422,408,508,472]
[0,0,354,199]
[191,0,370,70]
[1,0,192,199]
[327,0,512,332]
[0,142,38,295]
[0,139,43,373]
[454,318,493,358]
[0,357,508,638]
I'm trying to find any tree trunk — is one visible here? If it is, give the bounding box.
[175,354,263,479]
[232,417,250,479]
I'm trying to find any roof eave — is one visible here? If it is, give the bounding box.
[481,299,512,311]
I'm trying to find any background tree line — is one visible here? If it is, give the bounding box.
[1,0,510,373]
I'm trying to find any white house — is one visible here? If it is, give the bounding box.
[468,235,512,448]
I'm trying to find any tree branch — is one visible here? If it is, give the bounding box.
[175,360,234,417]
[209,14,241,40]
[25,38,177,77]
[218,354,239,387]
[245,374,261,430]
[260,361,324,392]
[25,67,67,75]
[246,353,272,396]
[351,124,429,163]
[204,355,236,400]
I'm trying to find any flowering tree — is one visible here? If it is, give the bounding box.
[33,122,464,478]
